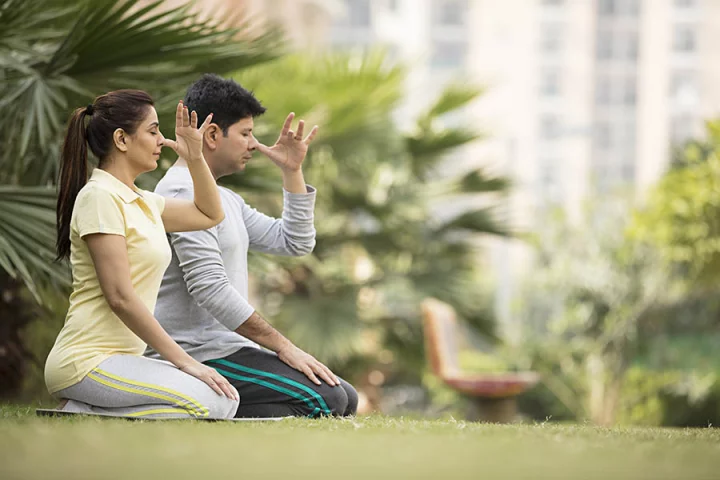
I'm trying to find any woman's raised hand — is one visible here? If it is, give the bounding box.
[161,101,213,162]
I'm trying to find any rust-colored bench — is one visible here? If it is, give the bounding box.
[421,298,539,423]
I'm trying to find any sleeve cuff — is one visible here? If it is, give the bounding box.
[283,184,316,196]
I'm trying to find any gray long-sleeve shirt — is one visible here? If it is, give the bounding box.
[146,165,316,362]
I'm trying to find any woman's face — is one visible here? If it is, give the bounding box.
[125,106,164,173]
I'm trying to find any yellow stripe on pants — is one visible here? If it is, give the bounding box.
[87,372,208,417]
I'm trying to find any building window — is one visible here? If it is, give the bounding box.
[595,77,612,105]
[595,123,612,150]
[596,30,613,60]
[670,70,699,108]
[431,41,467,68]
[434,0,467,26]
[598,0,616,15]
[540,115,561,139]
[673,25,697,52]
[621,162,635,183]
[626,34,638,60]
[540,23,563,53]
[343,0,371,27]
[599,0,639,16]
[540,69,562,97]
[624,77,637,105]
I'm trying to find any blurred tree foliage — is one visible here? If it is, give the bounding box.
[514,200,681,425]
[631,120,720,286]
[228,51,511,387]
[0,0,281,297]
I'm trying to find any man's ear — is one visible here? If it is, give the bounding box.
[113,128,128,152]
[204,124,219,151]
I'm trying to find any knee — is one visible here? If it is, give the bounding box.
[321,385,349,416]
[205,395,239,419]
[343,382,359,416]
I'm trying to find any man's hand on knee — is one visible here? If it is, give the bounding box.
[277,344,340,387]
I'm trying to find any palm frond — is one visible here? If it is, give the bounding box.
[0,186,70,301]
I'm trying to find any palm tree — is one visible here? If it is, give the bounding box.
[0,0,281,398]
[230,51,511,393]
[0,0,282,298]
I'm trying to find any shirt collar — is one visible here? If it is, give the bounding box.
[89,168,142,204]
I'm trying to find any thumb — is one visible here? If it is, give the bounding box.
[256,143,272,156]
[162,138,178,152]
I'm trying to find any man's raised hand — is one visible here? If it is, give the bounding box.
[256,113,319,172]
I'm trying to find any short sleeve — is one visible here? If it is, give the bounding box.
[74,187,126,238]
[140,190,166,214]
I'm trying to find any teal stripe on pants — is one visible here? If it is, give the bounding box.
[209,366,322,417]
[207,358,332,415]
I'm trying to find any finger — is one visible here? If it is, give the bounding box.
[218,379,236,401]
[303,125,319,145]
[287,130,295,140]
[199,113,214,134]
[161,138,178,152]
[255,143,271,155]
[281,112,295,137]
[182,105,190,127]
[295,120,305,139]
[190,110,198,129]
[303,367,321,386]
[175,101,183,129]
[314,364,336,386]
[205,377,225,397]
[321,364,340,386]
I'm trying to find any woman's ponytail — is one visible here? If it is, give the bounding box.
[56,106,91,260]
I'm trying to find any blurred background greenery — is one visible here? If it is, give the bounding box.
[2,0,720,427]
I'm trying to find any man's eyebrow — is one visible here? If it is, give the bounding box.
[242,127,253,132]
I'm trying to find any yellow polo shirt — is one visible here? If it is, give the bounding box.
[45,168,172,394]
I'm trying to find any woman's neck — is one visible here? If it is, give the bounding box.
[99,158,138,190]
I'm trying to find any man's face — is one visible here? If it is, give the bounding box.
[214,116,258,175]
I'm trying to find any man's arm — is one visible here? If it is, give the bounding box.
[247,113,318,255]
[237,312,339,386]
[166,187,337,386]
[166,188,255,331]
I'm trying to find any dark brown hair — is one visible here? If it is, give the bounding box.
[56,90,154,260]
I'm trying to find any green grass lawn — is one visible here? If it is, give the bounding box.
[1,405,719,479]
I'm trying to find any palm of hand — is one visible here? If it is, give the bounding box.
[175,124,203,159]
[267,138,308,172]
[260,113,319,172]
[162,101,212,160]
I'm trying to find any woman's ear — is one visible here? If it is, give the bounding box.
[113,128,128,152]
[204,124,219,151]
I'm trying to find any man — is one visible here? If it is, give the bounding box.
[148,74,357,418]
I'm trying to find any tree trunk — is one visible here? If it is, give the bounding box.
[0,273,34,399]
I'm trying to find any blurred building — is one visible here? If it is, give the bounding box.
[165,0,720,335]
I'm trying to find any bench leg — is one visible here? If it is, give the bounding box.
[468,396,518,423]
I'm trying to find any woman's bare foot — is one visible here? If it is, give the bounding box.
[56,399,69,410]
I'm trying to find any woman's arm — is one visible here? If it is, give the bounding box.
[84,232,237,400]
[160,102,224,233]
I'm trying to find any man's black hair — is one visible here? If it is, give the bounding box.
[184,74,266,135]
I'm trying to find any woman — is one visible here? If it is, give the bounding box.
[45,90,239,419]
